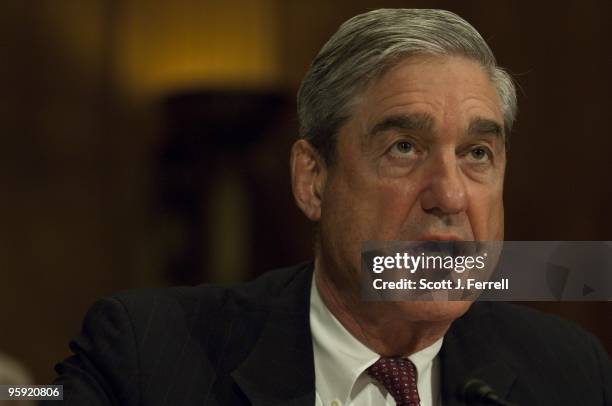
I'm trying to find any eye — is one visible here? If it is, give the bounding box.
[468,146,491,162]
[389,141,415,158]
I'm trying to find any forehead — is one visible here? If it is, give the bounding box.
[353,54,503,134]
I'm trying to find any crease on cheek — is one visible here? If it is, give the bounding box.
[470,197,503,241]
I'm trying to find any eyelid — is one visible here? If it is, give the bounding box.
[390,134,424,149]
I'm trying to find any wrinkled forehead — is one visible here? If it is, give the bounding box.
[351,54,505,140]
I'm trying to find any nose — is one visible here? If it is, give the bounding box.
[419,152,468,216]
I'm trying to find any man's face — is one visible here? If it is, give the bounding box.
[318,55,506,320]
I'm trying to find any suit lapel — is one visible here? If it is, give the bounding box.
[439,303,517,405]
[231,264,316,406]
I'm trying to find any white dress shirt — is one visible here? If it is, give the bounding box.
[310,274,443,406]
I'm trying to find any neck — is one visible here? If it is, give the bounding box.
[314,257,452,357]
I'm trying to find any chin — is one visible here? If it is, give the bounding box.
[394,300,473,322]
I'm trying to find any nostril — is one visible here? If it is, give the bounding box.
[424,207,446,217]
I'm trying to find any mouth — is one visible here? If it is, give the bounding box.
[413,234,483,260]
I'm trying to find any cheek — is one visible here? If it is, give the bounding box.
[467,182,504,240]
[322,172,419,242]
[373,180,421,237]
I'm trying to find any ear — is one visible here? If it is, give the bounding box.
[290,139,327,221]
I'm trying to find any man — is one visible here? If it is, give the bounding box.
[46,9,611,406]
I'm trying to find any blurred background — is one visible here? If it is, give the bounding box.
[0,0,610,384]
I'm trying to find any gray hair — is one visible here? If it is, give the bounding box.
[297,8,517,163]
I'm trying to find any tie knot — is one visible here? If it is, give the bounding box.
[367,357,420,406]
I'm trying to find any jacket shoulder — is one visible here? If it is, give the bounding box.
[459,302,611,389]
[465,302,598,344]
[49,262,312,405]
[109,262,312,324]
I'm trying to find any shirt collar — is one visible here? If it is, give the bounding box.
[309,272,443,405]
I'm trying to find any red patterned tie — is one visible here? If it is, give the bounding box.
[367,357,420,406]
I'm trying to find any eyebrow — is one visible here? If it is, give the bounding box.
[368,113,434,138]
[468,117,504,138]
[367,113,505,141]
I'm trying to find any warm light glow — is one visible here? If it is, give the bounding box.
[114,0,281,96]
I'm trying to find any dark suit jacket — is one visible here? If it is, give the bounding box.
[45,262,612,405]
